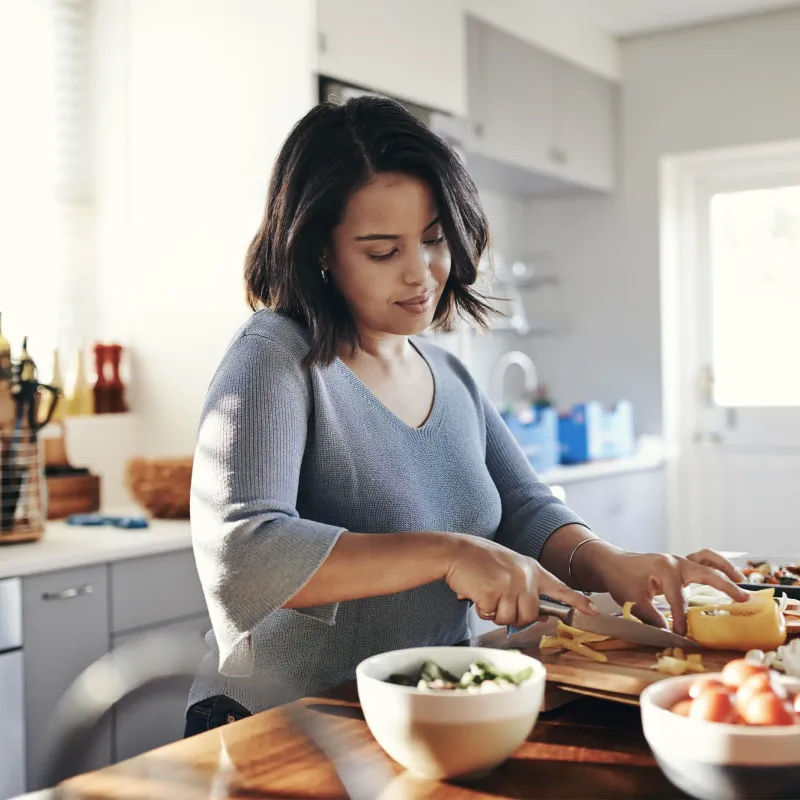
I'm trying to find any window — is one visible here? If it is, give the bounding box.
[710,185,800,407]
[0,0,92,374]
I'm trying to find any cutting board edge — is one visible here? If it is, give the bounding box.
[523,645,743,700]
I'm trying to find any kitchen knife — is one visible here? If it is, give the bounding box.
[508,598,699,650]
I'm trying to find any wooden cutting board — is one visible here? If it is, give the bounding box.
[476,592,800,704]
[478,620,742,701]
[528,638,738,697]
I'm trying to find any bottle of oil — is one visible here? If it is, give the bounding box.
[65,348,94,416]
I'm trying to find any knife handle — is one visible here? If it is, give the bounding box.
[538,598,573,622]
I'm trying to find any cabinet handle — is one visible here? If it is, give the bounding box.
[473,122,485,138]
[42,584,94,601]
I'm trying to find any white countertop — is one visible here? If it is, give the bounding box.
[0,517,192,580]
[538,437,669,485]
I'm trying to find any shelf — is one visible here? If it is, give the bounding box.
[490,323,558,337]
[503,275,559,291]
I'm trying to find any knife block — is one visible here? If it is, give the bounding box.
[45,473,101,519]
[43,423,101,519]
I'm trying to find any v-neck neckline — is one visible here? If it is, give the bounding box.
[334,339,443,435]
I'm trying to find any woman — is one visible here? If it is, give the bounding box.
[185,96,747,735]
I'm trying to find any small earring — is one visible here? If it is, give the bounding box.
[320,268,329,284]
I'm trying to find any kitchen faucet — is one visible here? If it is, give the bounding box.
[490,350,538,408]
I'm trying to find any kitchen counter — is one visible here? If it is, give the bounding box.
[538,437,669,486]
[0,518,192,580]
[60,675,683,799]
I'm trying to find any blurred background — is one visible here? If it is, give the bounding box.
[2,1,800,796]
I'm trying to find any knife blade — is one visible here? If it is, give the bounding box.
[508,598,699,650]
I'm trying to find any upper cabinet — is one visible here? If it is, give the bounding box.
[316,0,466,116]
[465,17,617,195]
[554,57,616,191]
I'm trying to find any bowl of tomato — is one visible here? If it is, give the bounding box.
[640,658,800,800]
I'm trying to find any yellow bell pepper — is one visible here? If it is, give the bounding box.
[687,588,786,651]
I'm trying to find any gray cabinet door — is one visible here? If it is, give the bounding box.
[110,549,207,634]
[467,17,554,175]
[0,651,26,800]
[22,565,111,790]
[0,578,21,650]
[553,57,616,191]
[465,17,616,195]
[111,614,211,762]
[562,469,666,553]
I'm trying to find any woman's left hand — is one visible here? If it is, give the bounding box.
[594,548,750,636]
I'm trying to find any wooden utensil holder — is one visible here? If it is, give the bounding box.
[0,430,46,543]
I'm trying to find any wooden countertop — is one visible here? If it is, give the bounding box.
[61,682,685,800]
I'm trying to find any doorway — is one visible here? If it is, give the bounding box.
[661,141,800,556]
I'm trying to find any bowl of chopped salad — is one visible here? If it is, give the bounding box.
[355,646,546,780]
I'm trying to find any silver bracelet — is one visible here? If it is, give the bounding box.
[567,537,602,594]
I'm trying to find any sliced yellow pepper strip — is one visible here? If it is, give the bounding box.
[556,621,609,643]
[540,634,608,662]
[622,601,643,623]
[590,638,640,651]
[557,638,609,662]
[652,655,706,675]
[687,589,786,652]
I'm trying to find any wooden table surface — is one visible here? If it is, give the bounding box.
[61,681,687,800]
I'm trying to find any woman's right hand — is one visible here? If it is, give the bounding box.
[444,535,597,628]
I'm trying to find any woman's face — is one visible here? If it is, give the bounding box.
[327,172,451,338]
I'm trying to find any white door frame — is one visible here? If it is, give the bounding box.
[659,139,800,555]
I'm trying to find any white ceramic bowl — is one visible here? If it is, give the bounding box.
[356,646,546,780]
[641,673,800,800]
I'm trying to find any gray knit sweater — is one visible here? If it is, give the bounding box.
[188,310,587,712]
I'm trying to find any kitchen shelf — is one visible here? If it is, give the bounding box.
[490,322,558,337]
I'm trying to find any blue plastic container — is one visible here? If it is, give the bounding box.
[558,401,635,464]
[501,405,560,474]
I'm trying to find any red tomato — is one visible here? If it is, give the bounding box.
[689,676,727,699]
[740,692,797,726]
[671,699,693,717]
[721,659,769,689]
[736,672,786,710]
[690,688,738,723]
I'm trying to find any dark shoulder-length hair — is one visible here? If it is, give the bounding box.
[244,95,496,365]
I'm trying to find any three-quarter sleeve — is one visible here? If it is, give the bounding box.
[483,395,589,560]
[190,332,346,677]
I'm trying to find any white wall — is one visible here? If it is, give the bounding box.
[466,188,533,396]
[515,195,623,414]
[522,8,800,434]
[95,0,317,456]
